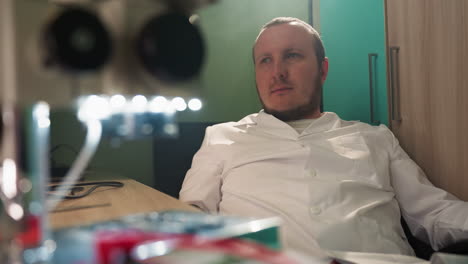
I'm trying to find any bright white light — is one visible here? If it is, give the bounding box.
[110,94,126,109]
[34,102,51,128]
[133,240,174,260]
[141,124,153,135]
[164,103,176,114]
[247,221,263,233]
[38,119,51,128]
[34,102,49,120]
[131,95,148,112]
[189,14,200,24]
[19,178,32,193]
[148,241,172,257]
[163,124,178,135]
[149,96,168,113]
[88,119,103,140]
[171,97,187,112]
[188,98,202,111]
[132,95,147,105]
[78,95,111,121]
[44,239,57,253]
[2,159,17,199]
[8,202,24,221]
[77,110,87,122]
[134,244,149,259]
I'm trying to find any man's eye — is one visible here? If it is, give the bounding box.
[259,57,271,64]
[286,53,301,59]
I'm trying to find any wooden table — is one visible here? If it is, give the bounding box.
[49,177,199,230]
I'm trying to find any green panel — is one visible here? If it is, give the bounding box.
[177,0,310,123]
[320,0,388,125]
[237,226,281,250]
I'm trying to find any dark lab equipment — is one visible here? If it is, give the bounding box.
[136,13,205,82]
[42,7,112,73]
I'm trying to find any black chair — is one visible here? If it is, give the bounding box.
[401,217,468,260]
[153,122,215,198]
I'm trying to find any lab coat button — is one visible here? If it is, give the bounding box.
[308,170,316,177]
[305,169,316,177]
[309,207,322,215]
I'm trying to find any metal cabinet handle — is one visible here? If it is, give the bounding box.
[389,46,401,121]
[368,53,379,124]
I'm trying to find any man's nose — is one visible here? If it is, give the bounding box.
[273,61,288,81]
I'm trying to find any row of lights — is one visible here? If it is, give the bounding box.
[78,95,202,122]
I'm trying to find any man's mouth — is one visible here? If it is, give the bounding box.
[271,87,293,94]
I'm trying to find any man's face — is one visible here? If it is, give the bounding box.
[253,23,328,121]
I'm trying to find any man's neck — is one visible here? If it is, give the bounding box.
[302,111,323,119]
[286,115,321,134]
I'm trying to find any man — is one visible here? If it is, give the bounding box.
[179,17,468,256]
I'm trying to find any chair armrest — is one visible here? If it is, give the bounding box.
[439,240,468,255]
[401,217,468,259]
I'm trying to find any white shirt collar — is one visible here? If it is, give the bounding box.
[234,110,344,139]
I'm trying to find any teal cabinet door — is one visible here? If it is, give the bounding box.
[320,0,388,125]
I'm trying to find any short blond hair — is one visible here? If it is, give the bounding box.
[253,17,325,68]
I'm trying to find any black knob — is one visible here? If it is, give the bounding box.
[137,13,205,82]
[42,7,112,73]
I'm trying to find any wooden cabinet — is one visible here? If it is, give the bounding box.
[386,0,468,200]
[320,0,389,125]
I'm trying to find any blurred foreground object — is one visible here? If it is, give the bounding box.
[1,0,216,262]
[52,211,287,263]
[5,0,213,108]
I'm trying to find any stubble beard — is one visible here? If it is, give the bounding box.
[258,75,323,122]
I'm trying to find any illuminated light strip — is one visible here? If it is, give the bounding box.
[131,95,148,113]
[110,94,126,109]
[188,98,202,111]
[149,96,168,113]
[77,95,203,122]
[171,97,187,111]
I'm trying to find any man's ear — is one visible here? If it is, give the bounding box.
[320,57,329,84]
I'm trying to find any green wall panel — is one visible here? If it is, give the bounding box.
[178,0,310,123]
[320,0,388,125]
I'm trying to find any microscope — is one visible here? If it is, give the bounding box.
[0,0,215,262]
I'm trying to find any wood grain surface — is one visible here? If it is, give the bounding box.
[49,177,199,230]
[386,0,468,200]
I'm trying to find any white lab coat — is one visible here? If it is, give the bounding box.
[180,111,468,256]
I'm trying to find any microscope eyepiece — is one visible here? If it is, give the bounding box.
[42,7,112,73]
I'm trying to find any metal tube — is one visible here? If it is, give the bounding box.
[389,47,401,121]
[368,53,379,124]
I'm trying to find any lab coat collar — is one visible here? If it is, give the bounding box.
[301,112,343,135]
[234,110,343,139]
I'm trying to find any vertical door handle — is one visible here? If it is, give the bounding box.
[368,53,379,124]
[389,46,401,121]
